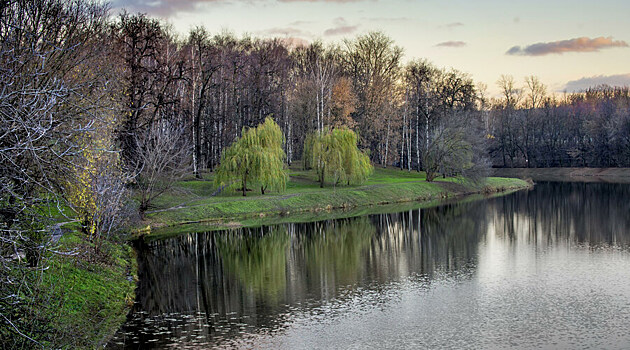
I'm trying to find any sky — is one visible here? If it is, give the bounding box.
[111,0,630,96]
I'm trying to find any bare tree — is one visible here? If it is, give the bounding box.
[111,12,187,165]
[0,0,119,346]
[344,32,403,165]
[134,121,191,216]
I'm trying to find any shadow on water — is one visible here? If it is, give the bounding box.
[108,181,630,349]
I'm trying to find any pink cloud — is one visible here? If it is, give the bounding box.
[324,25,358,36]
[507,36,628,56]
[563,73,630,92]
[112,0,225,16]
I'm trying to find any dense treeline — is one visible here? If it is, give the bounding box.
[107,16,487,176]
[111,13,630,173]
[489,77,630,167]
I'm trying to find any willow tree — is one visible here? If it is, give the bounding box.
[215,117,288,196]
[305,128,372,188]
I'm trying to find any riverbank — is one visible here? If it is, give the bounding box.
[491,167,630,183]
[139,168,532,238]
[3,227,137,349]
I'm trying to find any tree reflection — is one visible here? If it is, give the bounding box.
[491,182,630,248]
[291,218,376,298]
[217,227,290,301]
[114,182,630,349]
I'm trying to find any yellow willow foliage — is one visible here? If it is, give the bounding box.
[215,117,288,196]
[307,128,373,187]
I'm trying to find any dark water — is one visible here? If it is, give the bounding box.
[109,182,630,349]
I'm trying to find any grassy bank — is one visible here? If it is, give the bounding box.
[140,167,531,237]
[3,227,136,349]
[43,230,136,348]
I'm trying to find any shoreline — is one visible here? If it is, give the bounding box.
[137,172,532,239]
[491,167,630,183]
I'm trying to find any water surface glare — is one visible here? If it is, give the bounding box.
[109,182,630,349]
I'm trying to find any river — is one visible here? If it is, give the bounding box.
[109,181,630,349]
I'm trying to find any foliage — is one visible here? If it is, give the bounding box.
[305,128,373,187]
[215,117,288,196]
[64,92,129,244]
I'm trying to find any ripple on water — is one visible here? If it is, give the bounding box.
[108,182,630,349]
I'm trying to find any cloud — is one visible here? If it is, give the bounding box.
[259,27,310,37]
[323,17,358,36]
[288,20,314,26]
[114,0,373,16]
[324,25,358,36]
[444,22,464,29]
[435,41,466,48]
[111,0,225,16]
[278,0,368,2]
[333,17,347,26]
[365,17,414,23]
[280,37,311,48]
[507,36,628,56]
[563,73,630,92]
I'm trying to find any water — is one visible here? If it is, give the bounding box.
[109,182,630,349]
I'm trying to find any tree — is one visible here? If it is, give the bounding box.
[492,75,523,167]
[0,0,122,345]
[343,32,403,165]
[215,117,288,196]
[405,60,439,171]
[305,128,372,188]
[111,12,187,165]
[328,77,357,129]
[134,120,191,216]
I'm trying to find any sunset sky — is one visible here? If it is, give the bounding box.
[111,0,630,96]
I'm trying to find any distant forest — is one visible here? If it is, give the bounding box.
[98,13,630,171]
[4,2,629,179]
[108,13,630,170]
[3,1,630,193]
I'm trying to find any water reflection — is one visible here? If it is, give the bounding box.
[109,182,630,349]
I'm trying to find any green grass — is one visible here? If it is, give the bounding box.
[49,238,135,348]
[141,167,531,237]
[11,227,137,349]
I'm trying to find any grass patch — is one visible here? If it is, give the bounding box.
[4,229,137,349]
[140,167,531,238]
[43,235,136,348]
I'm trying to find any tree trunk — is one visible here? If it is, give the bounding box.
[400,109,406,170]
[416,105,420,171]
[384,115,390,167]
[319,165,325,188]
